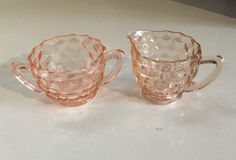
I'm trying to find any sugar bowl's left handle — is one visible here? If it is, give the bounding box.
[9,62,41,92]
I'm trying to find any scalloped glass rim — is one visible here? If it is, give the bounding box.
[28,34,106,76]
[127,30,202,63]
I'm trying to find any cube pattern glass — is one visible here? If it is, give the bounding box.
[30,35,105,106]
[128,30,223,104]
[10,34,124,106]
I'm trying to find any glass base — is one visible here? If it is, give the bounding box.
[49,92,97,107]
[141,90,182,105]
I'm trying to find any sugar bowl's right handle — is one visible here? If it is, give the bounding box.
[103,49,125,85]
[185,55,224,92]
[9,62,41,92]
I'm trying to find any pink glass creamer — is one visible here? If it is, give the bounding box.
[128,30,224,104]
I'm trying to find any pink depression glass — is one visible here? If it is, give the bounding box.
[128,30,224,105]
[10,34,124,106]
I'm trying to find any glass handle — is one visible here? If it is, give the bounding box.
[185,55,224,92]
[9,62,41,92]
[102,49,125,85]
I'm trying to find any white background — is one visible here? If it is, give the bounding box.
[0,0,235,159]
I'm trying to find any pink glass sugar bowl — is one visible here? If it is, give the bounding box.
[10,34,124,106]
[128,30,224,105]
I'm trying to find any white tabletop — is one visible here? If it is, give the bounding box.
[0,0,236,159]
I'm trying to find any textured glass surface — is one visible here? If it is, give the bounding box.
[10,34,124,106]
[129,31,202,104]
[29,34,106,106]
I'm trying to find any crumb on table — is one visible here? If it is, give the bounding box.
[155,128,164,132]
